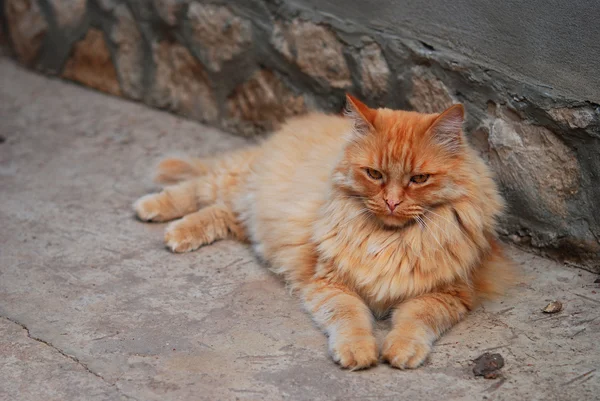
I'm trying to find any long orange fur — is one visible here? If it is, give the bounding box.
[133,95,514,370]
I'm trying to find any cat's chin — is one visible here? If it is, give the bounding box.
[378,214,411,229]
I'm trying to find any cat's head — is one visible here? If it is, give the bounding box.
[333,94,472,228]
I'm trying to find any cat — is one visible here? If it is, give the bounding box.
[133,94,514,370]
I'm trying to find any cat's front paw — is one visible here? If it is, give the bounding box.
[382,326,433,369]
[329,335,378,370]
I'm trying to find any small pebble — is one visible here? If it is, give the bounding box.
[473,352,505,379]
[543,300,563,313]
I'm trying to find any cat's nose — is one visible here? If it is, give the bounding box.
[385,199,401,212]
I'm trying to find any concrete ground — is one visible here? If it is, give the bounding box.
[0,57,598,401]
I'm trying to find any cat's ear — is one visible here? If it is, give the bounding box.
[428,104,465,153]
[344,94,377,136]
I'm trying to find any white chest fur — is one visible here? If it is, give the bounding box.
[313,200,482,314]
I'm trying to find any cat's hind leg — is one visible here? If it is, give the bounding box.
[135,148,259,223]
[164,204,244,253]
[154,157,211,185]
[134,176,215,223]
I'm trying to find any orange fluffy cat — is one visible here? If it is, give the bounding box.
[134,95,513,370]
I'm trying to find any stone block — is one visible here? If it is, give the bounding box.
[95,0,117,11]
[110,4,144,100]
[62,28,122,96]
[153,0,188,26]
[4,0,48,66]
[149,40,217,123]
[273,19,351,89]
[548,107,596,129]
[409,66,455,113]
[47,0,87,30]
[358,41,390,97]
[487,116,580,216]
[187,3,252,72]
[225,69,306,136]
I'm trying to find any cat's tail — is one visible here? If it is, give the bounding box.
[472,238,520,303]
[153,157,211,184]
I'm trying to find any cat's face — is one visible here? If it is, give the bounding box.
[335,95,468,228]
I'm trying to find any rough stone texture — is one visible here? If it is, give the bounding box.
[1,0,599,269]
[62,28,122,96]
[548,107,596,129]
[4,0,47,65]
[487,116,580,216]
[149,40,217,122]
[409,66,455,113]
[283,0,600,104]
[187,3,252,72]
[274,19,351,89]
[225,69,306,136]
[48,0,87,29]
[470,107,600,269]
[270,22,292,60]
[358,41,390,97]
[95,0,117,12]
[153,0,187,26]
[110,4,143,100]
[1,58,599,401]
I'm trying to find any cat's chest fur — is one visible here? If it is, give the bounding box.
[313,203,467,316]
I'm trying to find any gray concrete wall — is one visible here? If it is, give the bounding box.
[2,0,600,272]
[293,0,600,103]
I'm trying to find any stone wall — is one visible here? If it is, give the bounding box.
[2,0,599,272]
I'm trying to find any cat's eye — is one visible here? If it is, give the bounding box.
[410,174,430,184]
[365,168,383,180]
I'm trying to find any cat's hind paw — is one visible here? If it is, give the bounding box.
[133,194,164,222]
[164,218,206,253]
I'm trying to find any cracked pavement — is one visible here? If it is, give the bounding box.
[1,58,599,400]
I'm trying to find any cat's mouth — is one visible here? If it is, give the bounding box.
[360,200,422,228]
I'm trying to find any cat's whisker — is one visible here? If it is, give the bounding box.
[339,194,366,200]
[409,216,425,256]
[420,214,466,268]
[339,208,371,228]
[422,214,457,266]
[415,216,429,249]
[349,207,370,217]
[423,208,469,242]
[413,216,425,230]
[416,215,443,252]
[424,207,454,225]
[420,212,452,246]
